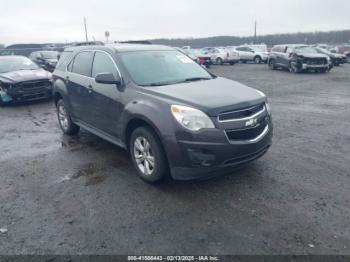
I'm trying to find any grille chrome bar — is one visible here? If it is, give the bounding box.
[218,104,266,123]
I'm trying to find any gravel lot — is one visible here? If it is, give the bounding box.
[0,63,349,255]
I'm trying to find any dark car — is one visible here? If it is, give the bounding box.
[53,45,273,183]
[29,50,60,72]
[0,44,44,57]
[268,45,331,73]
[315,47,346,66]
[0,56,52,104]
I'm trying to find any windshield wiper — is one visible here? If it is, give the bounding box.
[141,80,181,87]
[141,77,212,87]
[182,77,212,83]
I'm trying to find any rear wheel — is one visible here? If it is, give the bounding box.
[56,99,80,135]
[129,127,169,184]
[229,61,235,65]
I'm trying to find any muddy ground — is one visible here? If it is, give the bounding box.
[0,64,349,255]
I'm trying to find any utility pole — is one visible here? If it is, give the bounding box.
[254,20,257,44]
[84,17,89,42]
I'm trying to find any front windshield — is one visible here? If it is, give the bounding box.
[294,46,319,54]
[0,57,39,73]
[120,50,213,86]
[41,51,59,59]
[317,48,332,55]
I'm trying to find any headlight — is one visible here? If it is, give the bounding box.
[171,105,215,131]
[256,90,266,97]
[327,56,331,62]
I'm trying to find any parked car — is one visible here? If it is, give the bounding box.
[268,45,331,73]
[315,47,347,66]
[0,56,52,104]
[29,50,60,72]
[185,49,212,68]
[52,45,273,183]
[202,47,240,65]
[233,45,268,64]
[0,44,44,57]
[344,51,350,63]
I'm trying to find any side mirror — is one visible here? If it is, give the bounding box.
[95,72,121,85]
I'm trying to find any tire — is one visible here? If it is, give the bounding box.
[216,58,223,65]
[289,62,300,73]
[56,99,80,135]
[268,59,276,70]
[129,127,169,184]
[229,61,235,65]
[254,56,262,64]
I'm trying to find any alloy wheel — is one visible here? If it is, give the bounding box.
[133,137,155,176]
[58,104,69,131]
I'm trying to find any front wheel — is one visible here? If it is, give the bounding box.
[289,62,301,73]
[268,59,276,70]
[56,99,80,135]
[216,58,223,65]
[130,127,169,184]
[254,56,262,64]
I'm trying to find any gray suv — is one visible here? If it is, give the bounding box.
[53,44,273,183]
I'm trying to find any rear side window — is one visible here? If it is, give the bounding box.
[71,51,94,77]
[92,52,118,78]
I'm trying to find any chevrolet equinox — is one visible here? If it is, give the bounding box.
[53,44,273,183]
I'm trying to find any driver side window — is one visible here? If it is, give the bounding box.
[92,52,118,79]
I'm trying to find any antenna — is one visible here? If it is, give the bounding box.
[84,17,89,42]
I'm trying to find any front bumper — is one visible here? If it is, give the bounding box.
[2,81,52,103]
[301,64,329,70]
[166,117,273,180]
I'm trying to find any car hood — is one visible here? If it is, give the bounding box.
[0,69,51,84]
[141,77,266,116]
[295,52,329,59]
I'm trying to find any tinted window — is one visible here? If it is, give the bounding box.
[92,52,118,78]
[71,51,93,76]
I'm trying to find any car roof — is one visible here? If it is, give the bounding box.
[64,44,174,53]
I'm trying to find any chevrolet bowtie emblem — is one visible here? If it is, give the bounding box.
[245,118,258,127]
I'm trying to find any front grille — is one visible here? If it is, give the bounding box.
[218,103,264,122]
[225,118,268,141]
[17,81,51,91]
[11,80,51,101]
[303,58,327,65]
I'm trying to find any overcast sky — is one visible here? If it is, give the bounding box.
[1,0,349,45]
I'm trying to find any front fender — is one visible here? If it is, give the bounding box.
[53,78,73,111]
[119,99,175,144]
